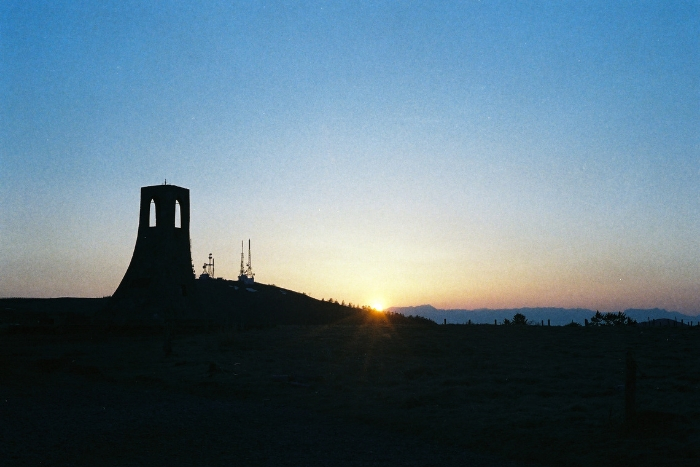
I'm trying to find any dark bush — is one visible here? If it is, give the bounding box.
[504,313,530,325]
[588,310,636,326]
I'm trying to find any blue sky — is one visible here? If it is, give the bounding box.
[1,1,698,314]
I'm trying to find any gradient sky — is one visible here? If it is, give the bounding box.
[2,1,699,314]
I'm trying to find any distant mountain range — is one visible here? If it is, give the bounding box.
[386,305,699,326]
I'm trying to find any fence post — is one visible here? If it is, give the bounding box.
[547,319,550,326]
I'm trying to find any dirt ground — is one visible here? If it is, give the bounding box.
[1,323,698,466]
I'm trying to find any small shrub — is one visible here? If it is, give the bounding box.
[503,313,531,325]
[512,313,529,325]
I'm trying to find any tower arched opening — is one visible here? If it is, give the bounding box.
[149,199,157,227]
[175,200,181,228]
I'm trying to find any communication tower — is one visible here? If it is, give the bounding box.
[239,241,245,278]
[201,253,214,279]
[238,239,255,285]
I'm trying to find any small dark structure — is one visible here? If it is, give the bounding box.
[102,183,199,323]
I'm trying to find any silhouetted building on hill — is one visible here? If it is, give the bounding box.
[102,183,200,323]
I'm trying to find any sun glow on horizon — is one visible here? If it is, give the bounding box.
[371,303,384,312]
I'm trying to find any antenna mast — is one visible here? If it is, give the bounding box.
[238,239,255,284]
[202,253,214,278]
[247,239,252,274]
[239,241,245,276]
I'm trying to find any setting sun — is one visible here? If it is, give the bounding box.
[371,303,384,312]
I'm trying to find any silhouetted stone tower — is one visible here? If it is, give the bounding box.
[106,183,199,323]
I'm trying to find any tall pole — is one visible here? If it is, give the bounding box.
[240,241,244,276]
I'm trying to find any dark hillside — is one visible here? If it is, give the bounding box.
[196,278,436,327]
[196,278,361,326]
[1,282,435,328]
[0,297,108,325]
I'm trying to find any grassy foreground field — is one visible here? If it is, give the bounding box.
[2,321,698,466]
